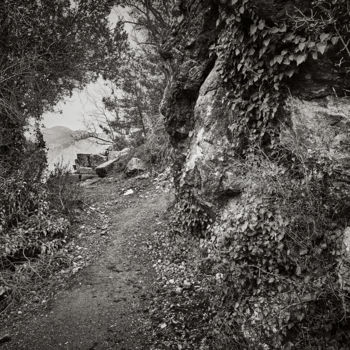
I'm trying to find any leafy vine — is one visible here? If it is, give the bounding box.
[215,0,349,154]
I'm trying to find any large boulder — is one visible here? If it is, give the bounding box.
[95,159,119,178]
[89,154,107,168]
[125,157,147,177]
[108,147,130,161]
[109,148,131,173]
[279,96,350,216]
[75,153,106,168]
[96,148,131,177]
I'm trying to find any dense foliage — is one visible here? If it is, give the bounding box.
[0,0,127,169]
[101,49,166,147]
[203,155,348,349]
[96,0,172,166]
[115,0,174,53]
[216,0,349,154]
[0,0,127,312]
[161,0,350,349]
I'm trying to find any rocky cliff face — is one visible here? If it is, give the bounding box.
[160,0,219,194]
[162,0,350,213]
[161,0,350,347]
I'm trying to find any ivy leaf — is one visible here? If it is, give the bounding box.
[231,0,238,4]
[312,51,318,60]
[250,24,257,36]
[288,53,296,62]
[320,32,330,42]
[298,42,306,51]
[280,24,287,33]
[241,221,248,232]
[316,43,327,54]
[247,103,254,112]
[239,6,245,14]
[284,33,295,41]
[259,47,266,58]
[263,38,271,47]
[248,48,255,56]
[270,27,279,34]
[276,55,284,64]
[300,248,308,256]
[304,275,311,283]
[258,20,265,30]
[296,53,307,65]
[331,36,339,45]
[293,36,301,44]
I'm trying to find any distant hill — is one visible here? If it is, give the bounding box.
[42,126,73,144]
[42,126,110,170]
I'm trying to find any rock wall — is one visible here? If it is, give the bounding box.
[161,1,350,345]
[161,0,350,222]
[160,0,219,195]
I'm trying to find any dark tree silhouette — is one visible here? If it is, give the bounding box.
[0,0,128,171]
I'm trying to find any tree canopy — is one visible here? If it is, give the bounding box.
[0,0,128,168]
[115,0,174,51]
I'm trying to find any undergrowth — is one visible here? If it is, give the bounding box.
[0,156,83,314]
[164,148,350,349]
[202,150,349,349]
[160,0,350,348]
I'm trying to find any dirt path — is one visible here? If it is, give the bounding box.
[2,178,172,350]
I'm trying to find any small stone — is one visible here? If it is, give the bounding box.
[72,267,80,274]
[123,189,134,196]
[175,287,183,294]
[183,280,191,288]
[125,157,147,177]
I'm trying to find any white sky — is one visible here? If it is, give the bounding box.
[42,6,137,131]
[42,79,114,131]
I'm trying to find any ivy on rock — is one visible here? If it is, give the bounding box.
[215,0,348,154]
